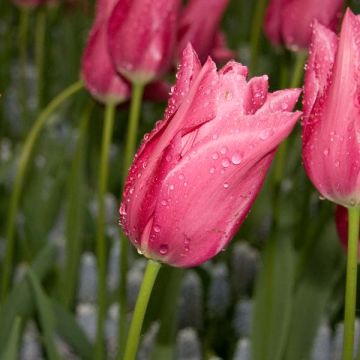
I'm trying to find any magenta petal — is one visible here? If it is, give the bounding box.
[165,44,202,121]
[81,23,130,104]
[244,75,269,114]
[303,21,338,118]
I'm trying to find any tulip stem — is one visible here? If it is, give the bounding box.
[342,206,360,360]
[117,82,144,359]
[35,9,46,110]
[123,260,161,360]
[19,7,30,124]
[95,101,117,360]
[0,80,83,302]
[249,0,268,74]
[289,51,307,89]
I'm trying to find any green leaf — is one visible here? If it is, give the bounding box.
[27,269,61,360]
[52,300,94,360]
[283,222,345,360]
[0,317,22,360]
[0,243,56,349]
[251,232,296,360]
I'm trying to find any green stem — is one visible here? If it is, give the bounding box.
[117,83,144,360]
[249,0,268,74]
[35,9,46,110]
[1,80,83,302]
[63,102,93,308]
[18,7,30,123]
[289,51,307,89]
[123,260,161,360]
[95,102,117,360]
[342,206,360,360]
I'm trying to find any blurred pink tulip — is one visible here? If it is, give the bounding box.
[336,205,360,260]
[302,10,360,206]
[81,0,130,104]
[119,44,301,267]
[264,0,343,50]
[108,0,180,85]
[177,0,233,63]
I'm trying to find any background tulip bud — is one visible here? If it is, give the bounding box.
[119,44,301,267]
[335,205,360,260]
[264,0,343,50]
[176,0,233,63]
[302,10,360,206]
[107,0,180,85]
[81,0,130,104]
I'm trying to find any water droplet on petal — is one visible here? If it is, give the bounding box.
[220,146,228,155]
[212,152,219,160]
[323,148,329,156]
[223,182,229,189]
[209,167,215,174]
[222,158,230,168]
[154,225,161,233]
[137,248,143,255]
[159,244,168,255]
[231,152,243,165]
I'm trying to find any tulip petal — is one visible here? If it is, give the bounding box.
[165,44,202,121]
[144,111,300,266]
[303,21,338,118]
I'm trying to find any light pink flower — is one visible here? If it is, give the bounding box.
[302,10,360,206]
[119,44,301,267]
[265,0,343,50]
[107,0,180,85]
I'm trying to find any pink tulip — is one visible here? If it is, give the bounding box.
[335,205,360,259]
[302,9,360,206]
[177,0,232,63]
[264,0,343,50]
[119,44,301,267]
[107,0,180,85]
[81,0,130,104]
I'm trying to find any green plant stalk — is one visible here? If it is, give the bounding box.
[1,80,83,302]
[35,9,46,110]
[63,102,93,308]
[19,7,30,122]
[342,206,360,360]
[117,82,145,359]
[123,260,161,360]
[95,101,116,360]
[249,0,268,73]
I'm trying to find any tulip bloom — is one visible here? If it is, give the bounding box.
[119,44,301,267]
[302,10,360,206]
[108,0,180,85]
[81,0,130,104]
[264,0,343,50]
[177,0,233,63]
[335,206,360,259]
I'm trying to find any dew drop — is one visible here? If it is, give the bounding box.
[178,174,185,180]
[231,152,243,165]
[161,200,168,206]
[169,184,175,190]
[154,225,161,233]
[220,146,228,154]
[323,148,329,156]
[222,158,230,168]
[212,152,219,160]
[209,167,215,174]
[335,160,340,167]
[137,248,143,255]
[159,244,168,255]
[223,182,229,189]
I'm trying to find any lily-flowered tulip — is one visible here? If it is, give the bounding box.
[81,0,130,104]
[108,0,180,85]
[302,10,360,207]
[119,44,301,267]
[264,0,343,50]
[335,205,360,259]
[177,0,233,63]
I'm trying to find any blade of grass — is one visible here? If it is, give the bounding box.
[27,269,61,360]
[0,317,22,360]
